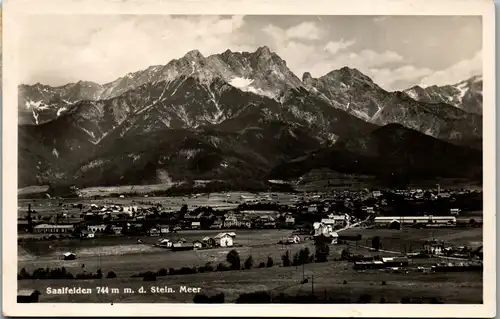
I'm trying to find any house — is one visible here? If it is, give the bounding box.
[123,206,138,214]
[285,216,295,226]
[210,219,223,229]
[223,215,239,228]
[313,224,338,244]
[254,215,276,228]
[214,232,236,247]
[33,224,74,233]
[80,230,95,239]
[17,289,41,303]
[202,236,217,247]
[286,234,301,244]
[87,224,107,233]
[157,238,172,247]
[63,252,76,260]
[111,226,123,234]
[159,225,170,234]
[239,219,252,229]
[307,205,318,213]
[191,221,201,230]
[201,212,216,220]
[184,211,204,220]
[424,240,445,255]
[364,207,375,214]
[321,215,347,228]
[148,228,161,236]
[372,191,383,197]
[450,208,461,216]
[193,240,203,249]
[330,232,339,244]
[382,257,409,267]
[353,261,385,270]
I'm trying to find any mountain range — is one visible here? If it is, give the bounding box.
[18,46,483,190]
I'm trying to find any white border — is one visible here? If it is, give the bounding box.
[2,0,496,317]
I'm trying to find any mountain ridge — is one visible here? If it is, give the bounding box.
[18,46,483,189]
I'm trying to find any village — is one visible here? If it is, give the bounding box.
[17,187,483,303]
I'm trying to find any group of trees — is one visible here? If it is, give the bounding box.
[131,250,276,280]
[18,267,117,280]
[281,244,331,268]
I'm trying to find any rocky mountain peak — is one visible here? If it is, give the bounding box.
[324,66,374,83]
[302,72,313,83]
[255,45,272,57]
[183,49,205,61]
[404,74,483,114]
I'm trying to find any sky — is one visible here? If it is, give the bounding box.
[17,15,482,91]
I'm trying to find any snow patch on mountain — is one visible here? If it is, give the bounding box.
[25,100,50,111]
[405,89,418,100]
[456,82,468,100]
[57,107,68,117]
[31,110,40,125]
[229,77,276,99]
[229,77,254,88]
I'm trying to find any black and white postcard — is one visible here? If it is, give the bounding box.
[2,0,496,317]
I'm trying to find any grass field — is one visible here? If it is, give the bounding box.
[17,259,482,303]
[17,192,301,218]
[18,226,483,303]
[341,227,483,253]
[19,229,318,276]
[19,227,483,272]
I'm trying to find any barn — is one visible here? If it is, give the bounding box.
[374,216,456,228]
[382,257,409,267]
[214,232,236,247]
[63,252,76,260]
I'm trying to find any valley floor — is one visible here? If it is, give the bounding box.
[18,227,483,303]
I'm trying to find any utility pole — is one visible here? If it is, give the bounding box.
[311,275,314,295]
[302,263,305,281]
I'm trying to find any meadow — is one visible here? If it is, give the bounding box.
[18,225,483,303]
[17,258,482,303]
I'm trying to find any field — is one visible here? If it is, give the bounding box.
[341,227,483,252]
[18,257,482,303]
[19,229,313,273]
[18,226,483,303]
[17,192,301,218]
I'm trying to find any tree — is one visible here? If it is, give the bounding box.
[226,249,241,270]
[180,204,188,215]
[244,255,254,270]
[193,294,210,303]
[282,250,291,267]
[106,271,117,278]
[298,247,310,265]
[266,256,274,267]
[315,243,330,262]
[372,236,381,251]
